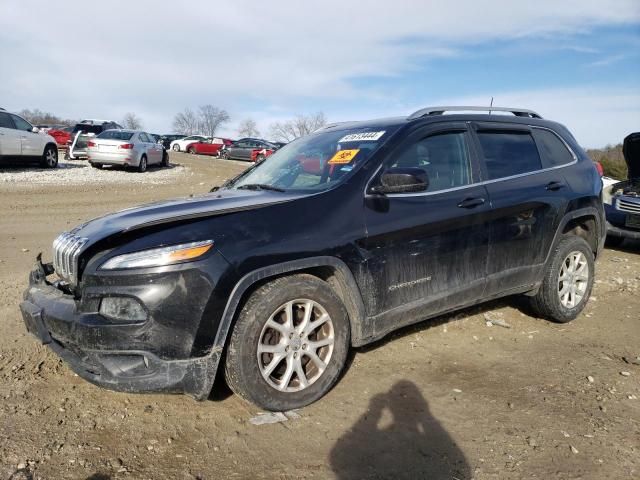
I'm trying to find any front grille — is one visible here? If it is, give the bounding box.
[616,198,640,214]
[52,232,88,286]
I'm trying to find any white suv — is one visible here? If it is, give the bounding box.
[0,108,59,168]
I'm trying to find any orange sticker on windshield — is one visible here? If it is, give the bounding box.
[328,149,359,165]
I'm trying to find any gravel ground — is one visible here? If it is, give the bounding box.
[0,160,189,186]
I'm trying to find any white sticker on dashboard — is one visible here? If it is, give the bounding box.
[338,131,386,142]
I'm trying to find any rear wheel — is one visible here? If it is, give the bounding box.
[161,151,169,167]
[255,154,266,163]
[188,146,196,154]
[529,236,595,323]
[138,155,148,173]
[41,145,58,168]
[225,274,350,411]
[172,144,180,152]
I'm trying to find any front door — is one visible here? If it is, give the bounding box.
[362,123,491,332]
[11,114,42,158]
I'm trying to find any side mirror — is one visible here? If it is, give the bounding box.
[372,167,429,194]
[32,126,40,133]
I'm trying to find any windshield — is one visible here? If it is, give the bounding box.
[97,130,134,141]
[231,126,398,192]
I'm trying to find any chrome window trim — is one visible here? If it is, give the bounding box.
[365,124,579,198]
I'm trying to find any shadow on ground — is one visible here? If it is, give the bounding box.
[330,380,471,480]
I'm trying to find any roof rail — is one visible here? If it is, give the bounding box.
[407,105,542,120]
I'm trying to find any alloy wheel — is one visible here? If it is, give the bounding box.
[557,250,589,308]
[257,299,335,393]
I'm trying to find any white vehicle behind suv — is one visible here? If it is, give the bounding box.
[0,108,58,168]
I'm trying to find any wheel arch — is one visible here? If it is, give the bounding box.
[44,141,58,154]
[546,206,605,264]
[213,256,368,354]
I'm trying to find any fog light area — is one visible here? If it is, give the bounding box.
[99,296,147,322]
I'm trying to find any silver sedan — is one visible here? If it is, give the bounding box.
[86,130,166,172]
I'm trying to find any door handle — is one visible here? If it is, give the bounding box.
[457,197,485,209]
[545,181,565,191]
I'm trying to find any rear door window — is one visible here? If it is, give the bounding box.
[0,112,15,129]
[532,128,575,167]
[476,130,542,180]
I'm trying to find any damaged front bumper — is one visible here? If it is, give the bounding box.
[19,257,223,400]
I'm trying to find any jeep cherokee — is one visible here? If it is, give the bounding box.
[20,105,605,410]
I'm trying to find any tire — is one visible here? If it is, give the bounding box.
[255,154,266,163]
[41,145,58,168]
[221,151,229,160]
[90,162,103,169]
[138,155,148,173]
[172,144,180,152]
[188,146,196,154]
[161,151,169,167]
[605,235,624,248]
[529,235,595,323]
[225,274,350,411]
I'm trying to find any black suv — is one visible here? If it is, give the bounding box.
[20,106,605,410]
[67,120,124,159]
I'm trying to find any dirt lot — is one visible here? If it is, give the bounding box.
[1,153,638,480]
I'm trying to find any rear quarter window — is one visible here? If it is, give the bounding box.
[477,131,542,180]
[532,128,575,167]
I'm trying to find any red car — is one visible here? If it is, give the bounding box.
[47,126,74,147]
[185,138,233,156]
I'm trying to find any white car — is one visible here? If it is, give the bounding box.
[170,135,209,152]
[0,108,58,168]
[87,130,167,173]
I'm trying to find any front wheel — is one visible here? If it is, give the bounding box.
[225,274,350,411]
[529,236,595,323]
[172,144,180,152]
[188,146,196,154]
[41,145,58,168]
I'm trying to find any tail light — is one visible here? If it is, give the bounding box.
[119,143,134,150]
[87,141,96,147]
[594,161,604,177]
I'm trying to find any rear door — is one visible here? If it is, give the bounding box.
[0,112,21,157]
[363,122,491,327]
[471,122,570,295]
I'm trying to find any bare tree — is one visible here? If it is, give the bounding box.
[19,109,73,126]
[172,108,200,135]
[237,118,260,138]
[122,112,143,130]
[268,112,327,142]
[199,105,230,137]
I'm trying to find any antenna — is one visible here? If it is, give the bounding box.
[489,97,494,115]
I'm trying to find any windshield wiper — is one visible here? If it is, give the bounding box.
[236,183,286,192]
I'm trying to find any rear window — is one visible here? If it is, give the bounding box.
[532,128,574,167]
[97,131,134,141]
[73,124,103,135]
[477,131,542,180]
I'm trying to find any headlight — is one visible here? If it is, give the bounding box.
[100,240,213,270]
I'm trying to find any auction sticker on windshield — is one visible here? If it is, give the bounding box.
[338,131,385,142]
[328,149,360,164]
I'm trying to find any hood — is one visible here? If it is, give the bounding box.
[623,132,640,180]
[72,188,301,242]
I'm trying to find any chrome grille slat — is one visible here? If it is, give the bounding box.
[617,198,640,214]
[52,232,88,286]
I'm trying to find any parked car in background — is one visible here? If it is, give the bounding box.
[170,135,209,152]
[602,132,640,247]
[20,105,605,411]
[67,120,123,159]
[0,108,58,168]
[86,129,167,172]
[186,137,233,156]
[158,134,186,150]
[221,138,277,162]
[47,125,74,147]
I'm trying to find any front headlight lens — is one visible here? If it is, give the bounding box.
[100,240,213,270]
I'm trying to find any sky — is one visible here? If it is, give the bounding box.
[1,0,639,148]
